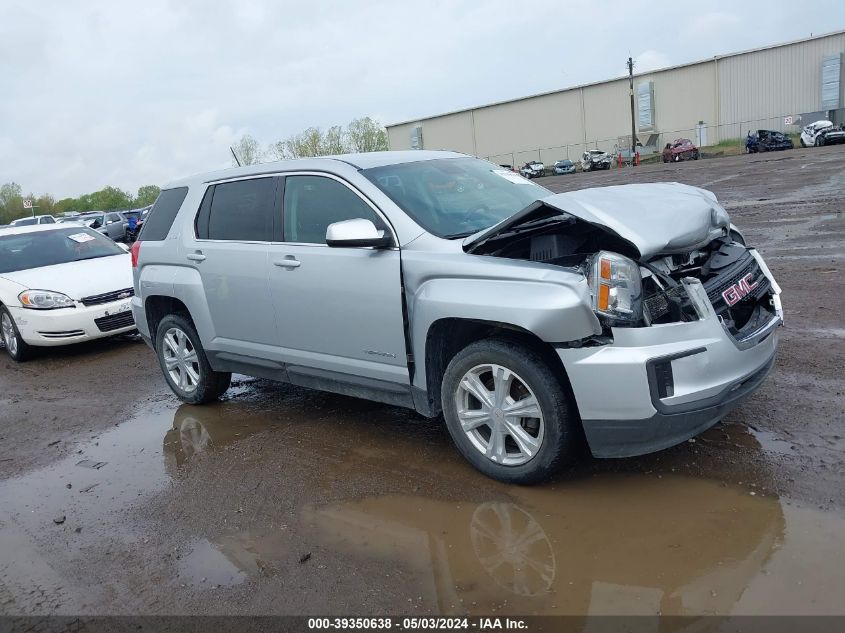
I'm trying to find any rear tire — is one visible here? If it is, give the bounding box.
[0,307,31,362]
[155,314,231,404]
[441,338,577,484]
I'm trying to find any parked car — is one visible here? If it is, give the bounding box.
[77,211,127,241]
[0,224,135,360]
[745,129,794,153]
[580,150,612,171]
[553,159,576,175]
[799,120,845,147]
[10,215,56,226]
[519,161,545,178]
[663,138,699,162]
[132,151,781,484]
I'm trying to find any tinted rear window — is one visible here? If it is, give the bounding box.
[205,178,275,242]
[140,187,188,241]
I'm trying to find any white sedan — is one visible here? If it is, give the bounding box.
[0,224,136,361]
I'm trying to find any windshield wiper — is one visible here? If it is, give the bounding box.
[483,214,571,242]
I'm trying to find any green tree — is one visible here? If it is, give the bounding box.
[231,134,263,166]
[0,182,24,224]
[346,117,388,153]
[135,185,161,207]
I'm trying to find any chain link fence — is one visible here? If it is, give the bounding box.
[485,110,845,171]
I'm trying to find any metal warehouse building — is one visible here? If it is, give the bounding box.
[386,30,845,166]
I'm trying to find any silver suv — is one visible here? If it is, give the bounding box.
[131,151,782,483]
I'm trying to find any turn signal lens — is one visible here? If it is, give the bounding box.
[598,283,610,311]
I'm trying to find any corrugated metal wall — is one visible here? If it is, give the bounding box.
[718,32,845,139]
[387,31,845,156]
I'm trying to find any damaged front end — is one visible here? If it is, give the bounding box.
[464,183,782,347]
[463,182,783,457]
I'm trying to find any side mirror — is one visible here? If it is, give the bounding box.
[325,218,391,248]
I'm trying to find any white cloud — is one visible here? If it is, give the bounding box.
[634,50,672,73]
[683,11,742,40]
[0,0,843,198]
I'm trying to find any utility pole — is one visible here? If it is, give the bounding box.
[627,56,637,166]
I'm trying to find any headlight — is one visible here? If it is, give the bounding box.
[18,290,76,310]
[585,251,643,325]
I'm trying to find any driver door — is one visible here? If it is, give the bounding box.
[267,173,408,387]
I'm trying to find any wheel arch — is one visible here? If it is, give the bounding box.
[417,317,576,418]
[144,295,193,340]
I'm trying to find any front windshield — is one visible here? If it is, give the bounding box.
[0,227,124,274]
[362,157,550,238]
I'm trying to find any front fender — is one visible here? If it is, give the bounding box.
[408,276,601,390]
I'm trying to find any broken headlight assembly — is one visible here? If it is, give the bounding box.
[585,251,643,326]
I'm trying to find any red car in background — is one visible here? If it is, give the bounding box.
[662,138,700,162]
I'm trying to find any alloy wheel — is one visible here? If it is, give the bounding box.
[1,313,18,357]
[162,327,200,394]
[455,363,544,466]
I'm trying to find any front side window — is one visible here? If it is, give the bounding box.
[202,178,275,242]
[283,175,381,244]
[362,157,550,239]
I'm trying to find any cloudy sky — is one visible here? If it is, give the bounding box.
[2,0,844,199]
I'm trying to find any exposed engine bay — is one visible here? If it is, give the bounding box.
[468,204,778,341]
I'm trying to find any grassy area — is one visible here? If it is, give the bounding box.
[700,138,746,157]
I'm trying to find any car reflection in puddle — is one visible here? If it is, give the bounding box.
[154,402,845,616]
[163,403,282,470]
[296,478,787,615]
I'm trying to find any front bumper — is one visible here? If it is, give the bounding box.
[10,299,136,347]
[557,269,781,458]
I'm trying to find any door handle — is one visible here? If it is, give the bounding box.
[187,252,206,262]
[274,257,301,268]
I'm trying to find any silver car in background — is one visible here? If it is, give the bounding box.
[131,151,781,483]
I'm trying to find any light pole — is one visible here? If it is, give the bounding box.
[627,57,637,166]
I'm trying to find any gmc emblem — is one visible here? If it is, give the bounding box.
[722,273,759,306]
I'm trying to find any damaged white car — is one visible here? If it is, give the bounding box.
[132,151,781,483]
[799,119,845,147]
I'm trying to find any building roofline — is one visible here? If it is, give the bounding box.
[386,28,845,128]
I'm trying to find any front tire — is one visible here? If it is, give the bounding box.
[441,338,576,484]
[0,307,31,362]
[155,314,231,404]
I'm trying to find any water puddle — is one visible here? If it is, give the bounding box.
[1,387,844,615]
[176,539,247,588]
[177,476,845,615]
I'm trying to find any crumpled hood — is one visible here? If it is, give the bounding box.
[464,182,730,259]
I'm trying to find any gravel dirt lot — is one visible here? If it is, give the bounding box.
[1,147,844,617]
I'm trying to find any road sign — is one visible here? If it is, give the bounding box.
[23,199,32,209]
[784,115,794,125]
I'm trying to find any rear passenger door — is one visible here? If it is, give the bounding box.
[267,173,408,386]
[189,177,280,353]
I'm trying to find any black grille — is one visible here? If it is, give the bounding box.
[703,256,769,315]
[94,311,135,332]
[81,288,134,307]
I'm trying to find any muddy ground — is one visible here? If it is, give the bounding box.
[1,147,844,616]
